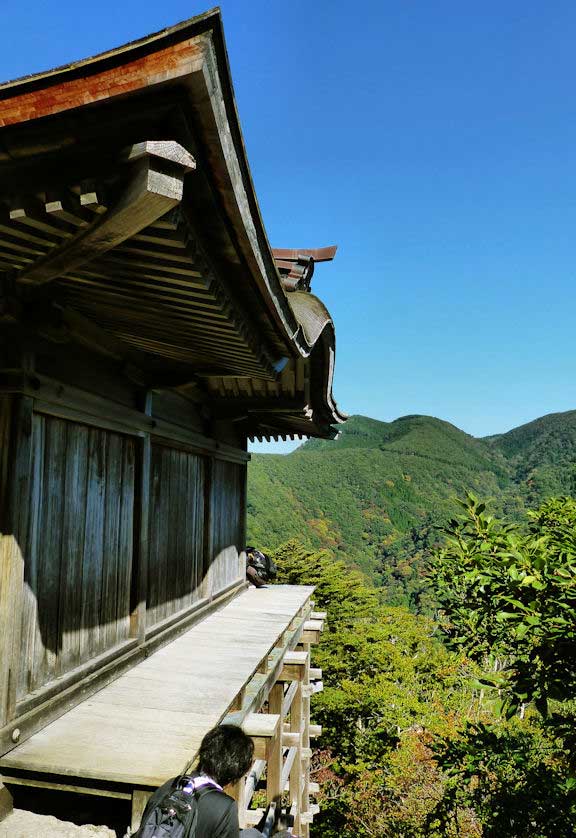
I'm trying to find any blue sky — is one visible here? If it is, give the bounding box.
[3,1,576,452]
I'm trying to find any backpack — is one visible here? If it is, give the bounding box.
[132,777,220,838]
[246,547,277,582]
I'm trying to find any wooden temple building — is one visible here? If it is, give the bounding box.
[0,8,344,835]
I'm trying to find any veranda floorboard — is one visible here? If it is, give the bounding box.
[0,585,314,787]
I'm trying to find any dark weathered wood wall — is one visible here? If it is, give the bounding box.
[0,367,249,752]
[147,443,205,629]
[207,459,244,594]
[18,415,136,698]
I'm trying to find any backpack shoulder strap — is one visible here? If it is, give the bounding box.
[185,785,224,838]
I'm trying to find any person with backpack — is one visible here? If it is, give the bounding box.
[245,548,277,588]
[132,724,292,838]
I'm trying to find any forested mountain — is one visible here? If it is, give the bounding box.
[487,410,576,500]
[247,411,576,609]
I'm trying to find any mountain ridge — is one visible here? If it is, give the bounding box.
[247,410,576,608]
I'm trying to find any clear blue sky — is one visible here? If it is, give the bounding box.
[3,1,576,452]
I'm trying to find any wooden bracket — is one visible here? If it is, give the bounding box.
[16,141,195,286]
[277,650,308,682]
[242,712,280,760]
[301,619,323,644]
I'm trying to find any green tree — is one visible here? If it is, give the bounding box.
[429,720,576,837]
[428,496,576,836]
[433,494,576,716]
[272,540,478,837]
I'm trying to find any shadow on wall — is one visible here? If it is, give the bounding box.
[11,537,244,703]
[2,410,247,703]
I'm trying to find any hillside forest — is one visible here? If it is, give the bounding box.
[247,412,576,837]
[248,411,576,611]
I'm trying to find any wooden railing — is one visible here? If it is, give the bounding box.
[228,611,326,838]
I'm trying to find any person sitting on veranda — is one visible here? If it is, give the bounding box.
[134,724,292,837]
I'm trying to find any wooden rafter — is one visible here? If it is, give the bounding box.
[15,141,195,286]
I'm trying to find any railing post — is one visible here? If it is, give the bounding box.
[266,683,284,802]
[300,642,311,838]
[289,679,303,836]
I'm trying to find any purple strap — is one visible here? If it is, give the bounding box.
[182,774,223,794]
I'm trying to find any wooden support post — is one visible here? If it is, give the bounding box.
[289,680,303,836]
[0,535,25,728]
[0,396,33,731]
[238,461,248,583]
[229,776,248,828]
[131,789,151,834]
[282,731,300,748]
[301,641,312,838]
[202,457,213,600]
[266,683,283,803]
[131,396,151,643]
[229,686,245,712]
[0,782,13,822]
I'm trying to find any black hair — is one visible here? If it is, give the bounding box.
[197,724,254,787]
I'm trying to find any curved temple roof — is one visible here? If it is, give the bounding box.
[0,8,345,440]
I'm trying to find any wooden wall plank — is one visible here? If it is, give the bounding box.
[102,433,122,651]
[154,445,170,623]
[59,424,89,674]
[16,415,137,703]
[118,439,135,643]
[190,454,205,602]
[37,416,66,682]
[146,444,205,630]
[19,413,44,697]
[0,397,33,726]
[207,460,244,598]
[80,427,106,661]
[131,435,150,644]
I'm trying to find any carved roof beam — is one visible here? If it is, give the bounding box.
[14,141,195,286]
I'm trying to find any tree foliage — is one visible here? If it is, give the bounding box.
[429,720,576,837]
[271,504,576,837]
[249,412,576,609]
[428,496,576,836]
[433,494,576,716]
[272,540,478,837]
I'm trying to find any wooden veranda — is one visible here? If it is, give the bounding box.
[1,586,325,834]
